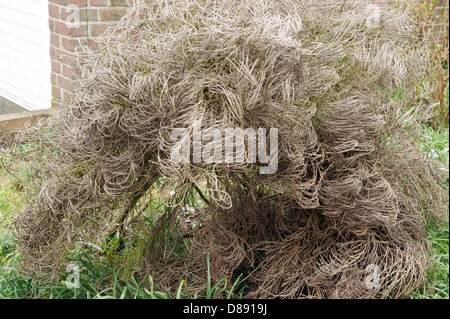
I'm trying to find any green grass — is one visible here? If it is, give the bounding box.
[411,124,449,299]
[0,173,24,236]
[0,235,245,299]
[420,124,449,171]
[411,220,449,299]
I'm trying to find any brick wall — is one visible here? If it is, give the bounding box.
[47,0,448,109]
[49,0,130,108]
[424,0,449,47]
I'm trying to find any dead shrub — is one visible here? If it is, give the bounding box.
[2,0,448,298]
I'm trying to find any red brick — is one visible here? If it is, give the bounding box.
[51,0,87,5]
[432,23,445,33]
[54,20,71,36]
[55,20,88,37]
[52,100,62,109]
[98,7,128,21]
[90,22,109,36]
[87,38,99,50]
[56,48,74,63]
[50,46,57,59]
[86,8,99,21]
[60,5,80,20]
[51,72,57,85]
[70,24,89,37]
[62,64,77,79]
[57,75,75,91]
[61,36,75,51]
[51,32,60,46]
[49,0,69,4]
[109,0,128,6]
[89,0,108,6]
[62,36,95,51]
[49,18,56,32]
[62,89,73,103]
[52,60,61,74]
[49,3,60,19]
[60,5,98,21]
[52,86,62,100]
[69,0,87,6]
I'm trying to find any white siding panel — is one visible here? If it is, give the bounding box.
[0,7,43,31]
[0,1,42,16]
[0,77,46,109]
[0,0,51,111]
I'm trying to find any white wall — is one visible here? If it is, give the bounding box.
[0,0,51,111]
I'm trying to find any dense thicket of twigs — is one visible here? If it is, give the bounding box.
[2,0,448,298]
